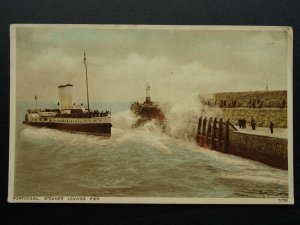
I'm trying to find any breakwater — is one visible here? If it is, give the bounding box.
[201,90,288,128]
[220,108,287,128]
[213,90,287,108]
[196,116,288,170]
[229,131,288,170]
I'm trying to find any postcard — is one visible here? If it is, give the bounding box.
[8,24,293,204]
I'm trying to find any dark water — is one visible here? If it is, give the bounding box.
[14,102,288,198]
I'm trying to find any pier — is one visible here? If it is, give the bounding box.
[196,116,288,170]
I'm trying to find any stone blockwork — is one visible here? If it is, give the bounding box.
[228,131,288,170]
[201,90,288,128]
[220,108,287,128]
[213,90,287,108]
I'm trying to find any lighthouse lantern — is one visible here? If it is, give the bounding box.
[146,82,151,103]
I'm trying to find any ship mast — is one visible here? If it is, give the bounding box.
[83,51,90,113]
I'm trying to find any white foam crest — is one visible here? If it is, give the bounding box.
[220,173,288,185]
[112,122,173,154]
[109,109,173,153]
[20,126,110,149]
[20,121,172,154]
[111,109,137,129]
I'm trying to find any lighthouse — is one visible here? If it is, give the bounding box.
[146,82,151,103]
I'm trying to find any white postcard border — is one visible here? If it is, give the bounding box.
[8,24,294,204]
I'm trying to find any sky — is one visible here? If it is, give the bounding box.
[15,25,290,103]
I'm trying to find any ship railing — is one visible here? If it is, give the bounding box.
[55,110,111,118]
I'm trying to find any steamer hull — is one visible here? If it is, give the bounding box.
[23,120,112,137]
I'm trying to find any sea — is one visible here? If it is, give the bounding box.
[13,101,288,198]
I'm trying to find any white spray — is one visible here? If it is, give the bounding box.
[111,94,223,142]
[161,94,223,141]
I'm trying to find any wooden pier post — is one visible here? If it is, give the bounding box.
[218,118,223,151]
[206,117,212,146]
[224,119,230,153]
[201,117,207,146]
[196,116,202,144]
[212,118,217,149]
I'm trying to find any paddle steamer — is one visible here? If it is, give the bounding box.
[23,52,112,137]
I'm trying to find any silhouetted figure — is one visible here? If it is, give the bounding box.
[270,121,274,134]
[233,99,237,107]
[238,118,242,128]
[242,118,246,129]
[280,99,286,109]
[252,99,256,108]
[282,99,286,108]
[251,118,256,130]
[256,99,260,108]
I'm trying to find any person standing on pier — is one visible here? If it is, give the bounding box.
[238,118,242,128]
[270,121,274,134]
[242,118,246,129]
[251,118,256,130]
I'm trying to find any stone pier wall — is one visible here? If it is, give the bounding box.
[201,90,288,128]
[228,131,288,170]
[213,90,287,108]
[195,116,288,170]
[220,108,287,128]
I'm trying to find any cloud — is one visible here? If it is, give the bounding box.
[94,52,243,102]
[15,27,289,102]
[28,47,78,73]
